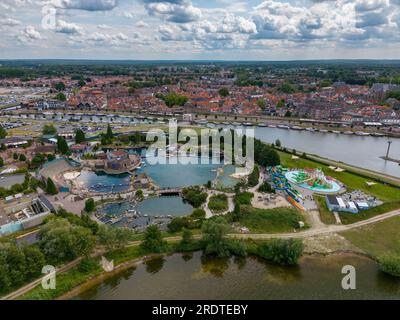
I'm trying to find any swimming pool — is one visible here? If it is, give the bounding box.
[285,170,341,194]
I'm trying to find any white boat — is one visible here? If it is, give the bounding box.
[305,127,315,132]
[355,131,370,136]
[331,130,340,134]
[258,123,267,127]
[232,122,241,126]
[243,122,253,126]
[319,129,329,133]
[268,124,277,128]
[372,132,385,137]
[291,126,303,130]
[278,125,290,129]
[343,131,354,135]
[222,122,230,125]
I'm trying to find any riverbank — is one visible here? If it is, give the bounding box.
[15,232,369,301]
[57,251,376,300]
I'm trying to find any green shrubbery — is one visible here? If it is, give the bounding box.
[379,255,400,277]
[167,208,207,233]
[182,186,208,208]
[257,181,275,193]
[257,239,304,266]
[208,194,228,213]
[247,165,259,187]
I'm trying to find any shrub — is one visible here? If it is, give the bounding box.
[167,217,189,233]
[379,255,400,277]
[141,225,167,253]
[201,217,231,258]
[84,198,95,213]
[182,186,208,208]
[190,208,206,220]
[208,194,228,213]
[247,165,259,187]
[234,192,254,206]
[257,239,304,265]
[258,182,275,193]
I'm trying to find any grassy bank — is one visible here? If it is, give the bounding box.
[341,216,400,259]
[238,206,306,233]
[208,194,228,213]
[279,151,400,202]
[315,196,337,225]
[19,240,200,300]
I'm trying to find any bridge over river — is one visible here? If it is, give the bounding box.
[156,188,182,196]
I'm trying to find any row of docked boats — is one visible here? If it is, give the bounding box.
[193,119,386,137]
[273,125,386,137]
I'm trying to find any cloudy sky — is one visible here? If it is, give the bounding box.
[1,0,400,60]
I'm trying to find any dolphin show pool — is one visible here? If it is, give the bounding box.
[285,169,341,194]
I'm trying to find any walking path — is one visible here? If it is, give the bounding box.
[4,205,400,300]
[231,208,400,240]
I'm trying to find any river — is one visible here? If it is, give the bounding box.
[253,126,400,178]
[72,252,400,300]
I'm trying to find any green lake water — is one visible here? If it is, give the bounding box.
[72,252,400,300]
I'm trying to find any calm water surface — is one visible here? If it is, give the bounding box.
[253,127,400,178]
[73,252,400,300]
[136,196,193,217]
[76,171,131,193]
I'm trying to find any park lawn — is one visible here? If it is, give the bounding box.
[238,206,306,233]
[314,195,337,225]
[279,151,400,202]
[341,216,400,258]
[208,194,228,213]
[338,201,400,225]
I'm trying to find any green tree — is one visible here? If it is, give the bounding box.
[38,218,95,264]
[0,126,7,139]
[180,228,193,250]
[98,225,132,251]
[0,157,4,167]
[201,217,231,258]
[275,139,281,147]
[135,189,144,201]
[13,152,18,160]
[55,92,66,101]
[57,136,69,154]
[84,198,95,213]
[19,154,26,162]
[218,88,229,97]
[106,124,113,140]
[78,79,86,87]
[141,225,166,253]
[75,129,86,144]
[167,217,188,233]
[22,245,45,279]
[42,124,57,135]
[257,99,267,110]
[247,165,259,187]
[45,177,58,195]
[55,81,65,91]
[276,99,285,108]
[257,239,304,266]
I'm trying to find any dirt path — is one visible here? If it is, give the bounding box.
[230,208,400,240]
[4,208,400,300]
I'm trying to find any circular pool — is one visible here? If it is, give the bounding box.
[285,170,341,194]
